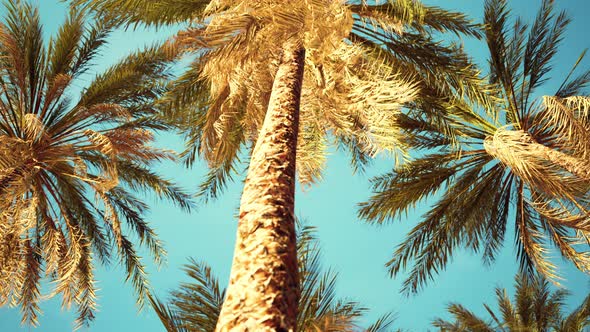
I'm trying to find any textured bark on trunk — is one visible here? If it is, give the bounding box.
[215,41,305,332]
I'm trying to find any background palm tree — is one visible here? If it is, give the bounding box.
[359,0,590,294]
[149,224,399,332]
[433,273,590,331]
[75,0,493,329]
[0,1,193,328]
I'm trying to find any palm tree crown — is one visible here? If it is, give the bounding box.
[0,1,192,328]
[74,0,494,329]
[359,0,590,294]
[164,0,420,190]
[76,0,491,195]
[433,273,590,331]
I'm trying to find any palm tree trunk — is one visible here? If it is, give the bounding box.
[215,41,305,332]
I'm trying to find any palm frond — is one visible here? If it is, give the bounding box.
[74,0,492,206]
[148,293,189,332]
[433,273,589,331]
[365,312,398,332]
[70,0,210,27]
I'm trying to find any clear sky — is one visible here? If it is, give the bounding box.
[1,0,589,331]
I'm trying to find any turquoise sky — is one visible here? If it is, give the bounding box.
[1,0,589,331]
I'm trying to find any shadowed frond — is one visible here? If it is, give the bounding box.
[366,312,399,332]
[148,294,191,332]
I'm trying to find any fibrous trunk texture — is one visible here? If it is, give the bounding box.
[215,41,305,332]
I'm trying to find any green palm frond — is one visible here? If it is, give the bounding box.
[434,304,494,332]
[366,312,399,332]
[168,259,225,332]
[348,0,482,37]
[556,50,590,98]
[148,294,191,332]
[296,224,367,331]
[560,291,590,331]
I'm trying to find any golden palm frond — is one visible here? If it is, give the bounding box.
[168,0,488,197]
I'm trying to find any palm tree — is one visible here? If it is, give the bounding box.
[75,0,492,329]
[149,224,399,332]
[359,0,590,295]
[433,273,590,331]
[0,1,193,328]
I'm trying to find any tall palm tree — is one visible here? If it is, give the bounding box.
[0,1,193,328]
[149,224,399,332]
[75,0,493,329]
[432,273,590,331]
[359,0,590,295]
